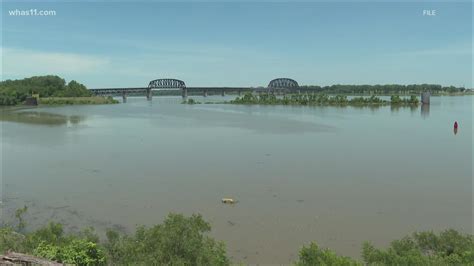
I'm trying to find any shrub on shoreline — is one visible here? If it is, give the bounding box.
[1,210,472,265]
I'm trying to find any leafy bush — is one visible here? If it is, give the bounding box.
[105,213,229,265]
[0,213,229,265]
[296,242,360,266]
[182,98,200,104]
[34,239,106,265]
[362,229,474,265]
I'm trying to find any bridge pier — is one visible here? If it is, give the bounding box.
[146,88,152,101]
[421,91,430,105]
[182,88,188,99]
[122,91,127,103]
[238,90,242,96]
[221,90,225,97]
[203,89,208,97]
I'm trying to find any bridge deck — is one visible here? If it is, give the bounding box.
[89,87,300,96]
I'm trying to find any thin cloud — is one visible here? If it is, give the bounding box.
[1,47,110,79]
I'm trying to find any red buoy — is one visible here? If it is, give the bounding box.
[454,121,458,129]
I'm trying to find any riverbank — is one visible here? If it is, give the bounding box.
[0,210,472,265]
[38,96,119,105]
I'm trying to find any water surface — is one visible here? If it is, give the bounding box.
[1,96,472,264]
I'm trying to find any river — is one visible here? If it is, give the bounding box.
[1,95,472,264]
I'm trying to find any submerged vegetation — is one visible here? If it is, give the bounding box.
[0,110,85,126]
[182,98,201,104]
[1,209,472,265]
[229,92,419,107]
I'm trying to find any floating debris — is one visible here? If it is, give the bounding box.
[222,198,236,204]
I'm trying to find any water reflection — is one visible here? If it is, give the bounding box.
[390,105,401,113]
[0,109,85,126]
[421,104,430,118]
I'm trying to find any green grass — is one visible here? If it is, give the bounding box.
[38,96,119,105]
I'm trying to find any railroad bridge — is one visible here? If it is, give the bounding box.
[89,78,301,101]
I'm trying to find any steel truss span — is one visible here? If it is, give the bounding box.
[267,78,299,89]
[148,79,186,89]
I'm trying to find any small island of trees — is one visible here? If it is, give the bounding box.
[228,92,419,107]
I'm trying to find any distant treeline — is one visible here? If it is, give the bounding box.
[299,84,466,94]
[0,75,92,106]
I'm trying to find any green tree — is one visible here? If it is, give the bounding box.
[105,213,229,265]
[295,242,360,266]
[362,229,474,265]
[0,76,92,105]
[34,239,106,265]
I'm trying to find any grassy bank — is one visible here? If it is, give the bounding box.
[38,96,119,105]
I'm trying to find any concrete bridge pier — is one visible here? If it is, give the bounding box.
[221,90,225,97]
[182,88,188,99]
[203,89,208,97]
[146,88,152,101]
[122,91,127,103]
[421,91,430,105]
[238,90,242,96]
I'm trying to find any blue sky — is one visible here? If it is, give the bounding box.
[1,2,472,88]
